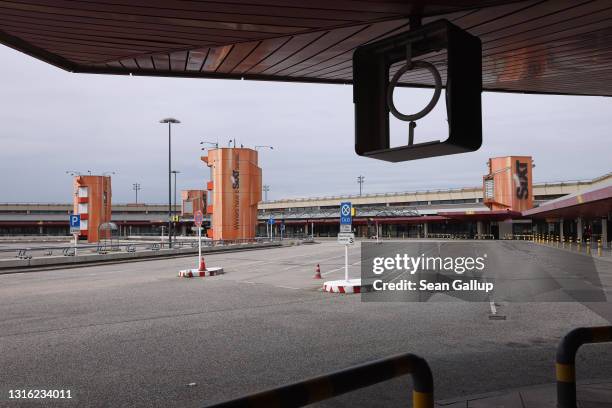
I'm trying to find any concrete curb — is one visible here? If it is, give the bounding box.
[0,242,281,273]
[434,378,612,407]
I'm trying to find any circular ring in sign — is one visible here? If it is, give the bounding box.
[387,60,442,122]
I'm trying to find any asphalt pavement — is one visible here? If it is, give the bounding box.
[1,241,611,407]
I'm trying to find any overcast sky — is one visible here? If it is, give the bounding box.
[0,45,610,204]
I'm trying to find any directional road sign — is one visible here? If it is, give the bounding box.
[340,202,352,233]
[337,232,355,245]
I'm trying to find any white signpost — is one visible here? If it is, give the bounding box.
[194,210,203,268]
[178,209,224,278]
[322,202,362,294]
[69,214,80,256]
[339,202,353,281]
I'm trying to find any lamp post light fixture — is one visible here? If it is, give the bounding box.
[200,141,219,149]
[263,185,270,202]
[132,183,141,204]
[255,145,274,151]
[159,117,180,247]
[357,175,365,196]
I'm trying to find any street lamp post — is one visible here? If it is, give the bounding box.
[257,146,274,203]
[357,175,365,196]
[132,183,141,204]
[255,145,274,151]
[159,117,180,247]
[200,141,219,149]
[171,170,181,238]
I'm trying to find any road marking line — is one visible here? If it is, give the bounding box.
[489,301,497,315]
[321,259,362,276]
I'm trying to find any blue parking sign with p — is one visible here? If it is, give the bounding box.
[70,214,80,227]
[70,214,81,233]
[340,202,352,225]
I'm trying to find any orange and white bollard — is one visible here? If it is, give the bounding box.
[178,254,223,278]
[314,264,322,279]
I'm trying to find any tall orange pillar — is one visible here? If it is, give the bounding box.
[201,148,262,240]
[483,156,533,211]
[202,147,261,240]
[73,175,112,242]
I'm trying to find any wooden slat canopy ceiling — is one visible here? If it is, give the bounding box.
[1,0,611,96]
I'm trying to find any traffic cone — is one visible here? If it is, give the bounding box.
[314,264,322,279]
[198,256,206,272]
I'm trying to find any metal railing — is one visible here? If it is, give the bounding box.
[556,326,612,408]
[1,237,285,261]
[426,233,475,240]
[16,249,32,259]
[205,353,433,408]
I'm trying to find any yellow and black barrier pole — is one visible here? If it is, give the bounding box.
[556,326,612,408]
[586,238,591,255]
[205,353,434,408]
[598,239,602,256]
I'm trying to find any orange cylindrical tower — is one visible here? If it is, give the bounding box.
[483,156,533,212]
[72,175,112,242]
[201,148,262,240]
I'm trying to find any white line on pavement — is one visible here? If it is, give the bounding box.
[274,285,300,290]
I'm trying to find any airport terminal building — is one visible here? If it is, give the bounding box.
[259,170,611,245]
[1,169,610,247]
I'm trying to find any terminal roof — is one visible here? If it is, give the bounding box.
[1,1,611,96]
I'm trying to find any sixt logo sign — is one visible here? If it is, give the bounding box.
[231,152,240,230]
[231,170,240,190]
[515,160,529,199]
